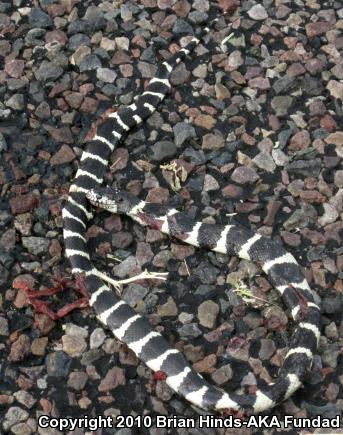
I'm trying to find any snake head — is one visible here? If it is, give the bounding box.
[86,187,139,214]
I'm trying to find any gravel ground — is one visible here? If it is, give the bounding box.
[0,0,343,434]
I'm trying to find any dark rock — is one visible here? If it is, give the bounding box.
[46,351,72,377]
[29,8,53,28]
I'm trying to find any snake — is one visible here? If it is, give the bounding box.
[62,13,321,414]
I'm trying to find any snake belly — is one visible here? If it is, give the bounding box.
[62,17,321,414]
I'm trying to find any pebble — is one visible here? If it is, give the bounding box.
[79,54,102,72]
[90,328,106,349]
[197,300,220,328]
[67,371,88,390]
[271,96,293,116]
[123,284,148,307]
[202,133,224,150]
[35,61,64,82]
[211,364,233,385]
[252,151,276,172]
[22,237,49,255]
[13,391,36,409]
[98,367,125,392]
[173,122,196,146]
[247,4,268,20]
[231,166,259,184]
[50,144,75,165]
[29,7,53,28]
[0,133,7,152]
[151,140,177,161]
[6,94,25,110]
[5,60,25,79]
[46,351,72,377]
[178,323,202,339]
[62,334,87,357]
[0,316,9,336]
[203,174,219,191]
[157,296,178,317]
[327,80,343,100]
[9,335,31,362]
[96,67,117,83]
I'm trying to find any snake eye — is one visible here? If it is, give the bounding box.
[96,194,101,200]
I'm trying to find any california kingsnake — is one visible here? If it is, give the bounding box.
[62,14,321,414]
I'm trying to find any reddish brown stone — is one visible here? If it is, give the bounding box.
[45,30,68,46]
[264,200,281,226]
[288,130,311,151]
[49,239,62,257]
[192,354,217,374]
[9,334,31,362]
[80,97,98,113]
[320,114,337,131]
[145,187,169,204]
[9,193,38,215]
[299,190,326,203]
[306,22,331,38]
[218,0,240,14]
[50,144,76,165]
[5,59,25,78]
[44,125,73,143]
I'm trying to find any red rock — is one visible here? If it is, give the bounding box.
[98,367,125,392]
[34,314,56,335]
[299,190,326,203]
[145,187,169,203]
[192,354,217,374]
[110,148,129,171]
[44,125,73,143]
[111,50,132,64]
[49,239,61,257]
[48,83,69,98]
[248,77,270,90]
[194,114,216,129]
[119,63,133,77]
[287,62,306,76]
[305,58,325,75]
[268,114,280,131]
[218,0,240,14]
[306,22,331,38]
[288,130,310,151]
[80,97,98,112]
[9,193,38,214]
[173,0,191,17]
[222,184,244,198]
[9,334,31,362]
[65,92,83,109]
[5,59,25,78]
[171,243,195,260]
[47,3,66,16]
[320,114,337,131]
[45,30,68,46]
[280,231,301,247]
[50,144,75,165]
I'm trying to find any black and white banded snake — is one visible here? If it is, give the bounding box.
[62,12,321,414]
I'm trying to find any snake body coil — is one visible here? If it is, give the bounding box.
[62,18,321,413]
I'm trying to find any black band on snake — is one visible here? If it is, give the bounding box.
[62,16,321,414]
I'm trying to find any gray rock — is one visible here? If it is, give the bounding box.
[35,61,64,82]
[178,323,202,339]
[6,94,24,110]
[173,18,193,34]
[189,11,208,23]
[0,132,7,152]
[79,54,102,72]
[89,328,106,349]
[247,4,268,20]
[211,364,233,385]
[151,140,177,161]
[46,351,72,377]
[198,300,220,328]
[67,371,88,390]
[194,261,219,284]
[22,237,49,255]
[123,283,148,307]
[271,95,293,116]
[285,158,321,177]
[173,122,196,146]
[301,401,341,419]
[259,339,276,360]
[29,7,53,28]
[97,67,117,83]
[252,151,276,172]
[273,76,297,94]
[81,348,105,365]
[68,34,91,50]
[3,407,29,429]
[322,296,343,314]
[0,316,9,336]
